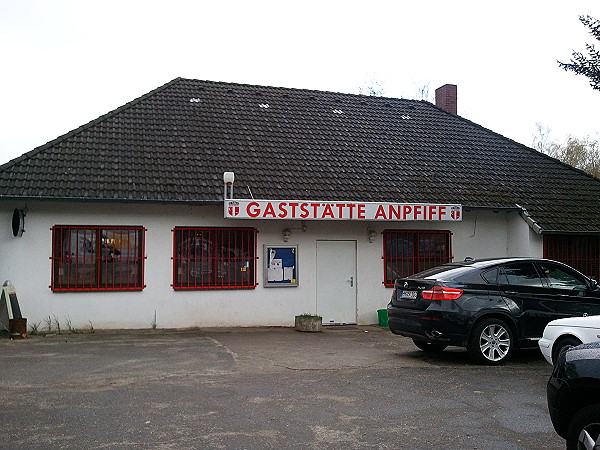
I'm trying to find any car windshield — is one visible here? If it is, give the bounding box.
[408,265,475,281]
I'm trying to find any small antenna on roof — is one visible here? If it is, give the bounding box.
[246,185,254,199]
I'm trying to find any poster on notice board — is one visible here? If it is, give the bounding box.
[264,245,298,287]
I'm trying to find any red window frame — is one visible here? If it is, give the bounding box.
[383,230,452,287]
[51,225,146,292]
[172,227,258,290]
[543,234,600,282]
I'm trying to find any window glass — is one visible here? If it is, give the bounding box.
[383,230,451,286]
[499,263,543,287]
[538,262,588,290]
[52,226,144,291]
[481,267,499,284]
[173,227,257,289]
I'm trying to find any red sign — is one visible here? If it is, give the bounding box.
[224,200,462,221]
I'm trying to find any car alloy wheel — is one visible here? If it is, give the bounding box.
[468,318,513,365]
[567,404,600,450]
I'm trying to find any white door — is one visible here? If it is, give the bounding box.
[316,240,357,325]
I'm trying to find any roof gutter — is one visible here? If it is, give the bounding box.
[463,205,522,213]
[540,230,600,235]
[0,195,223,206]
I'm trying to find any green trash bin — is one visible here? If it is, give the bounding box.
[377,309,388,327]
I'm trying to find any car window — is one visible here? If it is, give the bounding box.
[481,267,499,284]
[538,262,588,290]
[409,265,474,280]
[498,263,544,287]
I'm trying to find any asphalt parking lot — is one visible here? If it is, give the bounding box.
[0,326,564,449]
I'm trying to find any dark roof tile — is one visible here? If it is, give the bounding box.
[0,77,598,232]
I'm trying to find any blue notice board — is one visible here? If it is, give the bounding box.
[264,245,298,287]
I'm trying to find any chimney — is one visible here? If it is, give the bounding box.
[435,84,457,115]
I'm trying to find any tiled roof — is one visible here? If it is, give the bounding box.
[0,77,599,232]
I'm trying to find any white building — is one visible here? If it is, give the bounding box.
[0,79,597,330]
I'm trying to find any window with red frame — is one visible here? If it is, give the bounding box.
[173,227,257,289]
[51,226,145,291]
[544,234,600,282]
[383,230,451,287]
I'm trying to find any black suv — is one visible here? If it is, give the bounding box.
[547,341,600,450]
[387,257,600,365]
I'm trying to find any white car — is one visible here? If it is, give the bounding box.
[538,315,600,364]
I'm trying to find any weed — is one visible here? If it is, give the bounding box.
[151,310,157,329]
[29,321,41,335]
[44,316,52,333]
[53,314,61,334]
[65,316,81,334]
[88,320,95,334]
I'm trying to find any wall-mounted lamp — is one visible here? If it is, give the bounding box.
[282,228,292,242]
[223,171,235,199]
[368,228,377,243]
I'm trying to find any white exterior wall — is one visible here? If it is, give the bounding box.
[0,202,536,330]
[507,212,544,257]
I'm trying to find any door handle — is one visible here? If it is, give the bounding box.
[347,277,354,287]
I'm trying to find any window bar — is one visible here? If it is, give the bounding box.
[122,228,128,288]
[189,228,193,288]
[95,228,101,289]
[173,229,179,288]
[80,227,85,289]
[230,229,235,287]
[223,228,228,287]
[180,228,186,288]
[212,229,217,288]
[206,228,212,288]
[243,230,247,286]
[73,227,79,289]
[171,227,256,290]
[104,228,110,289]
[141,228,146,287]
[240,230,243,286]
[117,228,122,288]
[226,228,231,287]
[51,225,144,292]
[187,228,193,289]
[117,228,123,289]
[187,228,191,288]
[65,227,71,289]
[222,228,227,287]
[245,229,249,287]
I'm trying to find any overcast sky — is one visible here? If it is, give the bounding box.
[1,0,598,165]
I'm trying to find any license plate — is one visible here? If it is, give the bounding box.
[400,290,417,300]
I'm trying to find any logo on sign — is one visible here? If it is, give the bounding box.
[228,201,240,217]
[451,206,461,220]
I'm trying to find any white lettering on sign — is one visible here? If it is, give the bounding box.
[224,200,462,221]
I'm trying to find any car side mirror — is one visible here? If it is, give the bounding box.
[590,278,598,291]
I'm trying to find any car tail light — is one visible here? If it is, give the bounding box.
[421,285,463,300]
